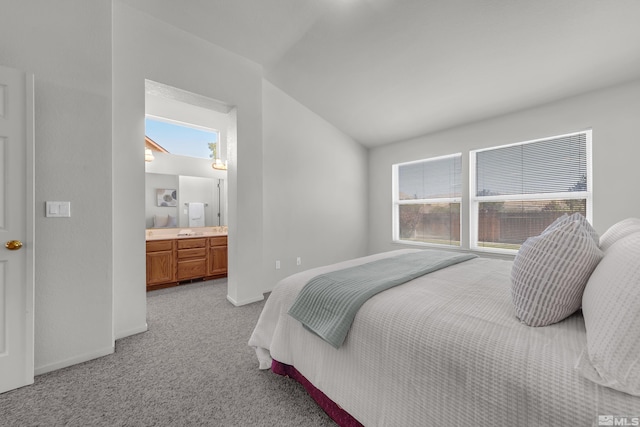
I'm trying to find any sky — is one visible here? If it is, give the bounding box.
[145,118,218,160]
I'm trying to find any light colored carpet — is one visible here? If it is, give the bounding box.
[0,279,336,426]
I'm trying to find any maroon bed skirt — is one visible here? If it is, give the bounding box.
[271,359,364,427]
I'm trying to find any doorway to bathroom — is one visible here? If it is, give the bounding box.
[143,79,235,292]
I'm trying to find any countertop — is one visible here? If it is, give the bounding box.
[146,231,228,241]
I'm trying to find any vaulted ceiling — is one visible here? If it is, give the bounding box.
[121,0,640,147]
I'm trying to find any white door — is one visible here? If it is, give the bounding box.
[0,65,35,394]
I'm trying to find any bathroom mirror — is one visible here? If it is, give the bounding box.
[145,172,226,228]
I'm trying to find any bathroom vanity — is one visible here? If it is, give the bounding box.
[146,228,228,291]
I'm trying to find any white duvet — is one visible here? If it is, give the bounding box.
[248,249,640,426]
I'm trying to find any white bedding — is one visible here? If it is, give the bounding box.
[248,249,640,426]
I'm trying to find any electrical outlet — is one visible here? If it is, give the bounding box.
[275,260,281,270]
[296,257,301,266]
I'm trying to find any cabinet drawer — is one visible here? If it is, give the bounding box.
[208,236,227,247]
[178,238,206,249]
[177,247,206,259]
[146,240,173,252]
[177,259,206,281]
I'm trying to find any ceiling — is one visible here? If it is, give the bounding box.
[121,0,640,147]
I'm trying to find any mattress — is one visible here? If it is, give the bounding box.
[248,249,640,426]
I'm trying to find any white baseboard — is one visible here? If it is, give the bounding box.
[227,293,264,306]
[114,323,148,340]
[34,346,115,376]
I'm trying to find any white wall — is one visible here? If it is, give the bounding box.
[145,151,227,180]
[113,0,265,339]
[0,0,114,373]
[262,81,369,289]
[368,79,640,255]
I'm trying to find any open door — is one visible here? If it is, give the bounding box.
[0,65,35,394]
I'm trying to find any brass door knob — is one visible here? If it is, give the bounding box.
[5,240,23,250]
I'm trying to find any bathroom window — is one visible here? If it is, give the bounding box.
[145,116,219,160]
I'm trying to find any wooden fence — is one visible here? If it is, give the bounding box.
[401,208,586,245]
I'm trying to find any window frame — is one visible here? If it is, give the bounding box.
[469,130,593,254]
[392,152,463,248]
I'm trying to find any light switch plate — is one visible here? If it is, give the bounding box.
[46,201,71,218]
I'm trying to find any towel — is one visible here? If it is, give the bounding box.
[188,202,205,227]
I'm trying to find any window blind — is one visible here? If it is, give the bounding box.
[475,132,587,196]
[398,155,461,200]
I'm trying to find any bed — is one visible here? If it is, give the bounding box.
[249,217,640,426]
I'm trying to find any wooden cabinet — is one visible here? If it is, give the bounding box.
[207,236,228,276]
[146,235,228,291]
[146,239,175,287]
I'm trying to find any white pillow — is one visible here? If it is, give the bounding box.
[599,218,640,252]
[511,219,603,327]
[154,214,169,227]
[577,232,640,396]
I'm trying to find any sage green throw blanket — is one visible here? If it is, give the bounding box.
[288,250,477,348]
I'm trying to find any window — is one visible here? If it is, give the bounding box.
[470,130,592,252]
[145,116,219,160]
[393,153,462,246]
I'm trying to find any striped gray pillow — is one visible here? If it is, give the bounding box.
[511,219,603,327]
[542,213,569,233]
[578,232,640,396]
[543,212,599,244]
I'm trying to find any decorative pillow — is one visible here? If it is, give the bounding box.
[599,218,640,252]
[167,215,177,227]
[511,219,603,327]
[542,212,599,244]
[577,232,640,396]
[153,214,169,227]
